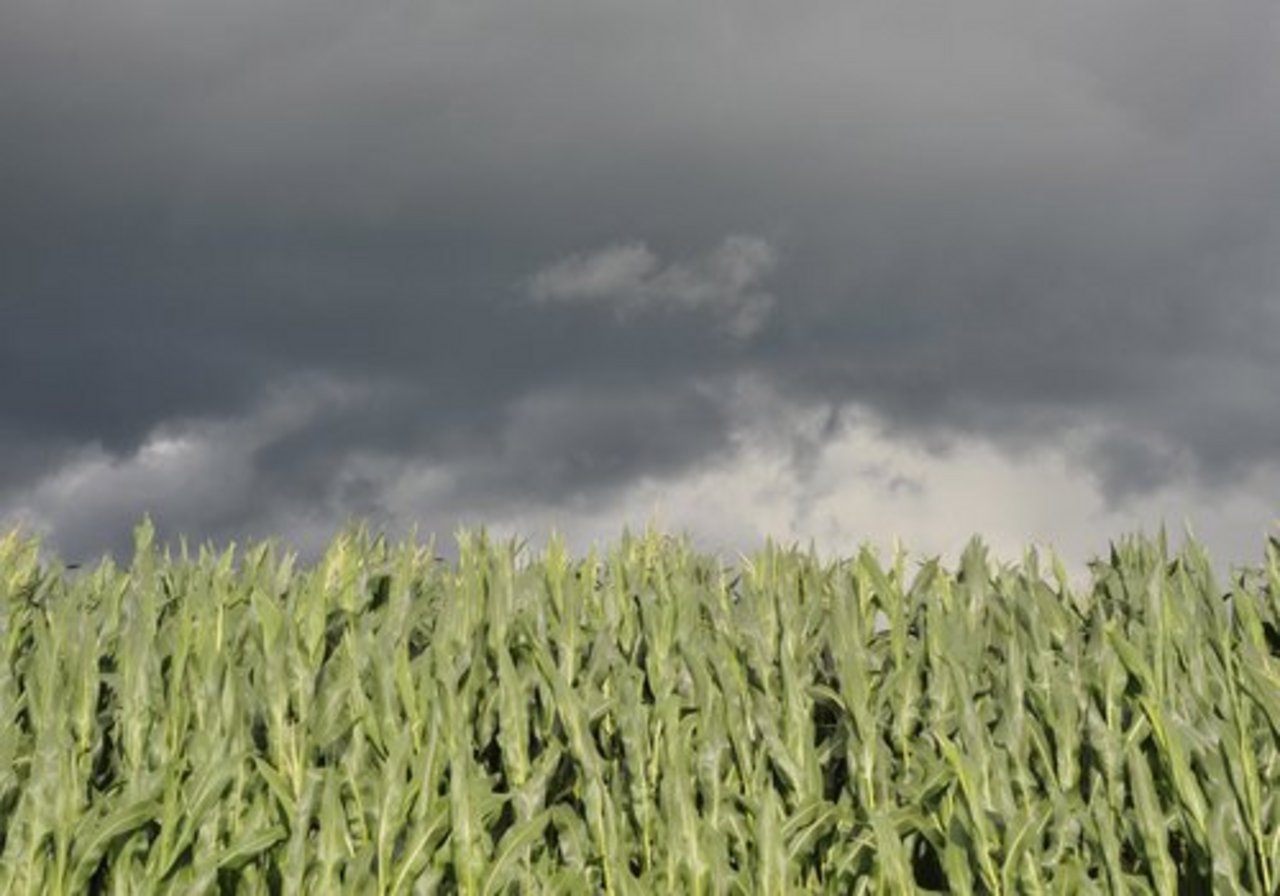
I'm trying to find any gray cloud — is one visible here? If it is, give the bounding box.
[530,236,778,337]
[3,0,1279,561]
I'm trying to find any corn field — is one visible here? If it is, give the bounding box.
[2,520,1279,894]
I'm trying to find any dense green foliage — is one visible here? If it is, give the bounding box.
[2,520,1279,893]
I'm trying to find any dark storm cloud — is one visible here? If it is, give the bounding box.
[3,0,1279,555]
[446,382,737,509]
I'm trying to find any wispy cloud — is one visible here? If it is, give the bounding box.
[529,235,779,338]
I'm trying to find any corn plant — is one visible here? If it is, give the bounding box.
[1,520,1278,893]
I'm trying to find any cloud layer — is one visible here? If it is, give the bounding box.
[2,0,1278,566]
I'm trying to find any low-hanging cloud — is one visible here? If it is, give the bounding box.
[529,236,779,338]
[2,377,372,562]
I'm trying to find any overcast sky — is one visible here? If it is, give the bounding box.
[4,0,1279,570]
